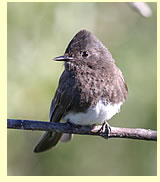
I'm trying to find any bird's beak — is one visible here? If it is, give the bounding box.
[53,55,73,62]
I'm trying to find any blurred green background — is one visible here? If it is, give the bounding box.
[7,2,157,176]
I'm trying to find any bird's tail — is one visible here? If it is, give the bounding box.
[33,131,62,153]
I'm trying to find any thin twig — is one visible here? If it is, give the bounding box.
[128,2,152,17]
[7,119,157,141]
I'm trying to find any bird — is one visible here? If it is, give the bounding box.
[33,29,128,153]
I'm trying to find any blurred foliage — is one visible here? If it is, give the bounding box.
[7,2,157,176]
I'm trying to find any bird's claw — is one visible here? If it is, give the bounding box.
[99,121,111,138]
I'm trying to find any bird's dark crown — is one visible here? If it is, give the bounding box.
[64,30,114,65]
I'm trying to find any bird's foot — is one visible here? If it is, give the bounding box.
[99,121,111,139]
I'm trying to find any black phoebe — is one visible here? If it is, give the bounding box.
[33,30,128,153]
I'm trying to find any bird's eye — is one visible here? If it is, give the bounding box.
[80,51,89,58]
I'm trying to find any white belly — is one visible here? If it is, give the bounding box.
[63,100,123,125]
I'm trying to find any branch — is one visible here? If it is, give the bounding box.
[128,2,152,18]
[7,119,157,141]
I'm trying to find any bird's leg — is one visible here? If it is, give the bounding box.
[99,121,111,138]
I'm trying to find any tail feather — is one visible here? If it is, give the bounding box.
[33,132,62,153]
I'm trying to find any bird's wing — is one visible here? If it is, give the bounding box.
[49,70,74,122]
[33,71,74,153]
[117,68,128,100]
